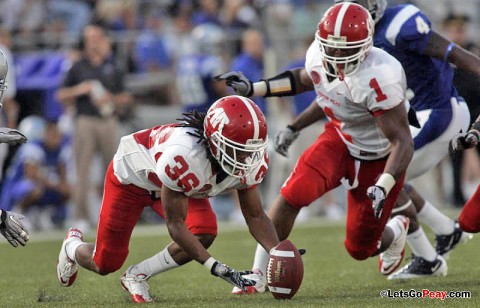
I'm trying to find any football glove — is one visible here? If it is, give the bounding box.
[274,126,299,157]
[0,209,30,247]
[0,127,27,145]
[214,71,253,97]
[449,130,480,155]
[210,261,256,291]
[367,185,387,219]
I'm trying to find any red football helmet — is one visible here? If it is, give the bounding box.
[316,2,374,79]
[204,95,267,178]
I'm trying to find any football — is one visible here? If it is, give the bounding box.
[266,240,304,300]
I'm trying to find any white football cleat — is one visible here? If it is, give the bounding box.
[379,215,410,275]
[121,266,153,303]
[57,228,83,287]
[388,255,447,280]
[231,269,266,295]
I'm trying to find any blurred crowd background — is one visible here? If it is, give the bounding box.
[0,0,479,233]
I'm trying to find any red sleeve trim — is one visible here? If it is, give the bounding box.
[372,109,388,117]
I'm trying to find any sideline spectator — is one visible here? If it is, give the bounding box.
[55,23,132,233]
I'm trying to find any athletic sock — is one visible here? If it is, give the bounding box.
[417,201,455,235]
[406,227,437,262]
[66,239,84,263]
[129,247,179,278]
[252,244,269,275]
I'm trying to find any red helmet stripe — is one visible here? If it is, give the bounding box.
[334,2,352,36]
[239,96,260,139]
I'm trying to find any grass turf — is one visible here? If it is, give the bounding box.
[0,218,478,307]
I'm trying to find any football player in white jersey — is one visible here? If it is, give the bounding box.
[335,0,480,279]
[0,49,29,248]
[216,3,414,293]
[56,95,281,303]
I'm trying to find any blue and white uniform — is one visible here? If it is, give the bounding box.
[375,4,470,179]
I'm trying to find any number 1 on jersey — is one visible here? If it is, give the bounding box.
[369,78,388,102]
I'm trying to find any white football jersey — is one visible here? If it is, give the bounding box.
[113,124,268,198]
[305,42,408,160]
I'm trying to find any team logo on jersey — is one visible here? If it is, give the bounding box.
[208,107,230,133]
[311,71,321,84]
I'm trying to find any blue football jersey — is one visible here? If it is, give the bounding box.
[375,4,458,112]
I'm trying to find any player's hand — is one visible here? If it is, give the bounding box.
[0,127,27,145]
[367,185,386,219]
[0,209,30,247]
[214,71,253,97]
[274,126,299,157]
[210,261,256,291]
[449,130,479,154]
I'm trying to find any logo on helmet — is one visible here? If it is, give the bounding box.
[208,107,230,133]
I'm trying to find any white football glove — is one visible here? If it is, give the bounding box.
[274,126,299,157]
[0,127,27,145]
[210,260,256,291]
[214,71,253,97]
[367,185,386,219]
[0,209,30,247]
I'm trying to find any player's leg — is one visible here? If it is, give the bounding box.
[57,162,149,286]
[122,198,217,302]
[407,184,471,256]
[387,101,469,279]
[387,188,447,279]
[459,185,480,233]
[343,158,407,276]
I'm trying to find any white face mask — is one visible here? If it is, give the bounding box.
[209,131,267,178]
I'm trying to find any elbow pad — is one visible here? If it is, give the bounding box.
[262,70,297,97]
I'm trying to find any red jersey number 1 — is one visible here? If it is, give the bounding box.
[369,78,388,102]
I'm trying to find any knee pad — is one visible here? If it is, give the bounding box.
[345,242,371,261]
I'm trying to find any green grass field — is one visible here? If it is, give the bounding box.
[1,218,479,307]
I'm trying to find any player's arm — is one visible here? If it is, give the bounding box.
[275,101,324,157]
[375,102,414,180]
[368,102,414,218]
[161,185,211,263]
[423,31,480,77]
[161,185,257,290]
[287,100,325,132]
[237,187,279,252]
[214,67,314,97]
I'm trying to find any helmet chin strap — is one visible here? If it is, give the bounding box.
[337,64,345,81]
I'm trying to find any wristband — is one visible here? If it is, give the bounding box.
[287,125,298,133]
[252,81,267,97]
[375,173,396,195]
[203,257,217,271]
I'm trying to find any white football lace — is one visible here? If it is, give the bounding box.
[61,260,78,278]
[125,275,151,298]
